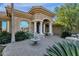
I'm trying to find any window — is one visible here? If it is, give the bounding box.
[2,20,7,31]
[20,21,29,29]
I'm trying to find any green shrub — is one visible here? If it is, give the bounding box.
[15,31,26,41]
[61,31,71,38]
[25,31,34,39]
[0,31,11,44]
[45,40,79,56]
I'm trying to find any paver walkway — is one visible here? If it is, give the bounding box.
[3,36,64,56]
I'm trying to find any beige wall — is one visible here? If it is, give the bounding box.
[33,13,53,22]
[53,26,62,36]
[0,13,54,34]
[0,17,33,33]
[13,16,32,33]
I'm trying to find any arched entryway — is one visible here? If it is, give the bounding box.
[33,19,53,35]
[45,24,49,33]
[33,21,43,34]
[37,22,40,34]
[43,19,50,33]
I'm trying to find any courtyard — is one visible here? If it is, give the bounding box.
[0,3,79,56]
[2,36,64,56]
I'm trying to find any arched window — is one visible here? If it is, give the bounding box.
[20,21,29,29]
[2,20,7,31]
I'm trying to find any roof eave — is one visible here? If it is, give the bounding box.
[28,6,55,17]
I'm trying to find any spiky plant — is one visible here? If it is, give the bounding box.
[46,40,79,56]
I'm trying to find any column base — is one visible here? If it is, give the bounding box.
[40,33,43,34]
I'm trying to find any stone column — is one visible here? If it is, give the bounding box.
[7,20,9,32]
[43,24,45,33]
[34,21,37,34]
[49,22,53,35]
[40,21,43,34]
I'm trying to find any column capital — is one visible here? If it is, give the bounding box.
[40,20,43,22]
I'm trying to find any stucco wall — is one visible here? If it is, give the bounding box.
[0,13,54,34]
[53,26,62,36]
[33,13,53,22]
[13,16,32,33]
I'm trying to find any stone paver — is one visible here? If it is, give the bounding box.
[2,36,64,56]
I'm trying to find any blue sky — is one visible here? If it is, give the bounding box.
[0,3,63,12]
[0,3,63,30]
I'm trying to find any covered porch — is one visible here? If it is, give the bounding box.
[31,19,53,35]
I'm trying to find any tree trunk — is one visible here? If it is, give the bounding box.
[11,3,15,43]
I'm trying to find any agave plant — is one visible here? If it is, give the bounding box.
[46,40,79,56]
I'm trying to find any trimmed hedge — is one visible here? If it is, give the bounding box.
[0,31,34,44]
[0,31,11,44]
[25,31,34,39]
[15,31,26,41]
[15,31,34,41]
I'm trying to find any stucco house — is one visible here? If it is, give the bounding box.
[0,6,55,36]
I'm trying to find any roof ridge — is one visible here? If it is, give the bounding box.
[28,6,55,16]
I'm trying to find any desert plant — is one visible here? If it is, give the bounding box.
[15,31,26,41]
[0,31,11,44]
[45,40,79,56]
